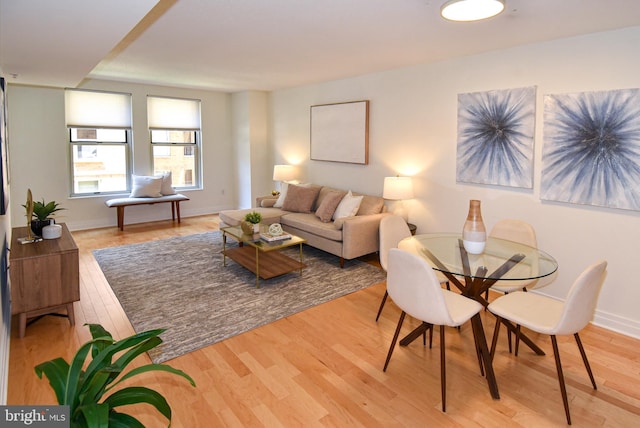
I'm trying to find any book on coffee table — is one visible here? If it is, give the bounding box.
[260,232,292,242]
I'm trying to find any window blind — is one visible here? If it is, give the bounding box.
[65,89,132,128]
[147,96,201,130]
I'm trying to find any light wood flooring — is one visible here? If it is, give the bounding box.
[7,215,640,427]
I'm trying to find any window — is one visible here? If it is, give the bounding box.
[65,90,132,196]
[147,96,201,189]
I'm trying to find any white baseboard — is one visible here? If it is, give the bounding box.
[493,289,640,341]
[66,206,227,231]
[592,310,640,340]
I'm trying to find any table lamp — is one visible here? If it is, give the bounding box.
[383,176,414,222]
[272,165,297,194]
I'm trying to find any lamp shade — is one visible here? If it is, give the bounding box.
[441,0,505,22]
[273,164,297,182]
[383,176,414,200]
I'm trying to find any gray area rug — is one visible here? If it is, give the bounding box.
[93,231,385,363]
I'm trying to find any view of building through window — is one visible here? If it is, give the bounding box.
[151,130,197,187]
[70,128,128,194]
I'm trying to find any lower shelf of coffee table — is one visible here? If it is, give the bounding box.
[224,246,306,279]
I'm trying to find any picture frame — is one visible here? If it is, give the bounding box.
[456,86,536,189]
[541,88,640,211]
[310,100,369,165]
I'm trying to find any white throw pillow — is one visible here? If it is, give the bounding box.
[158,171,176,195]
[273,182,289,208]
[130,175,163,198]
[333,191,363,220]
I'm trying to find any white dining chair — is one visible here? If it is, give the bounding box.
[383,248,483,412]
[375,215,413,321]
[376,215,449,321]
[487,219,539,353]
[487,260,607,425]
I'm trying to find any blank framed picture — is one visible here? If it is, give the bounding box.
[310,100,369,165]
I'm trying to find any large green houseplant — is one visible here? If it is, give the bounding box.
[35,324,195,427]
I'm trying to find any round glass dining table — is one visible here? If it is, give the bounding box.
[397,233,559,400]
[398,233,558,285]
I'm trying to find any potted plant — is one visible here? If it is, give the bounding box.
[35,323,195,427]
[24,198,66,236]
[241,211,262,234]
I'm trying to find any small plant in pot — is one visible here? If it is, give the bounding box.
[24,198,66,237]
[241,211,262,234]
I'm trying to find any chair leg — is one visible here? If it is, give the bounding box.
[550,335,572,425]
[429,324,433,349]
[490,317,501,359]
[383,311,406,372]
[375,290,388,321]
[514,324,521,356]
[574,333,597,390]
[440,325,447,412]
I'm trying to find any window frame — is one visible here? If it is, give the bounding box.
[149,129,201,190]
[68,127,132,197]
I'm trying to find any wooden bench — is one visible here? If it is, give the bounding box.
[105,194,189,231]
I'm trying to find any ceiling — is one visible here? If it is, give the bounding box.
[1,0,640,93]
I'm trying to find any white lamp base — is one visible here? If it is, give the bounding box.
[391,201,409,223]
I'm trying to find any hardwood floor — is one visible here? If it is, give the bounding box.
[7,215,640,427]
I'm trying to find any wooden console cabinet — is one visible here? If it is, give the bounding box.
[10,223,79,338]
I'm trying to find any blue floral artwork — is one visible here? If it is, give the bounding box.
[456,86,536,188]
[541,88,640,211]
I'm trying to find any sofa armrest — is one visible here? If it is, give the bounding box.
[341,213,391,259]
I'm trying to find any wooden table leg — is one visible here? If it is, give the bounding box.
[470,313,500,399]
[255,247,260,288]
[399,322,432,346]
[117,206,125,231]
[66,303,76,326]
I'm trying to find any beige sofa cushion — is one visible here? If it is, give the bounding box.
[282,184,321,213]
[280,213,343,241]
[218,207,284,226]
[356,194,385,215]
[315,190,346,222]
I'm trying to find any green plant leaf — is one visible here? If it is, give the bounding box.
[65,339,108,407]
[113,336,163,372]
[108,411,146,428]
[81,329,165,387]
[111,364,196,390]
[104,386,172,421]
[78,402,109,428]
[86,323,114,358]
[79,366,122,405]
[34,358,70,405]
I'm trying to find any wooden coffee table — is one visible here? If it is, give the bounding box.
[221,226,306,288]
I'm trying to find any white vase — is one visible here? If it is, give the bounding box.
[462,199,486,254]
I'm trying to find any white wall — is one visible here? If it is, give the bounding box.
[231,91,271,209]
[7,80,237,230]
[270,26,640,338]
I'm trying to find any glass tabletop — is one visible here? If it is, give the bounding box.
[221,225,306,252]
[398,233,558,281]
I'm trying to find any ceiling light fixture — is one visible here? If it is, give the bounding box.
[441,0,505,22]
